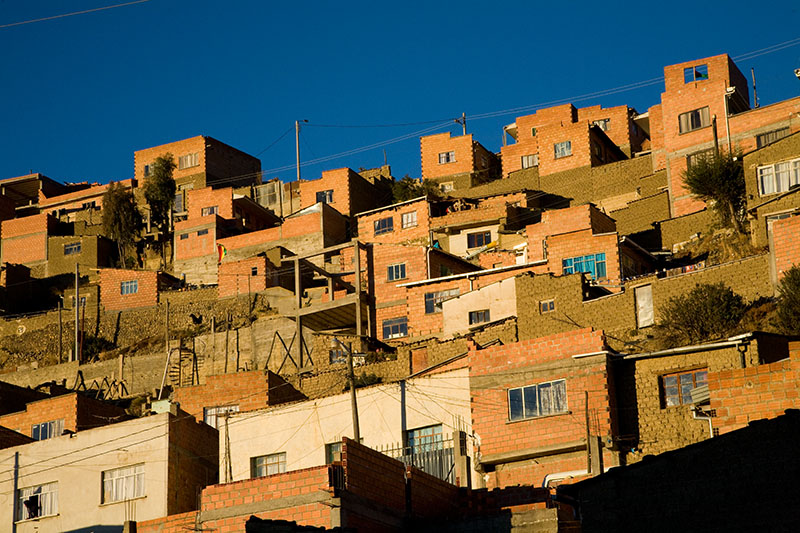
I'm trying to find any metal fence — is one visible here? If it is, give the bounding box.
[375,433,457,484]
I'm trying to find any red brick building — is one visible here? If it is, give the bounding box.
[99,268,178,310]
[298,167,388,217]
[0,212,57,266]
[420,132,500,188]
[469,328,617,488]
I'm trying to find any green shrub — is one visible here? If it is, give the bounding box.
[776,266,800,335]
[659,283,746,345]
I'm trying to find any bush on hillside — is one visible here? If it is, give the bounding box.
[658,282,746,345]
[776,265,800,335]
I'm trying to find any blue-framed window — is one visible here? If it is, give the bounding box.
[382,317,408,339]
[508,379,567,421]
[562,253,607,279]
[387,263,406,281]
[120,280,138,295]
[374,217,394,235]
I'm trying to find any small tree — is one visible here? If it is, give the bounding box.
[102,182,143,268]
[659,282,746,345]
[143,154,177,265]
[682,151,746,233]
[776,265,800,335]
[392,175,442,203]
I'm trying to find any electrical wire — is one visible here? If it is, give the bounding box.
[0,0,153,29]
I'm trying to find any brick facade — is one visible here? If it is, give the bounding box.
[0,391,128,437]
[1,213,56,265]
[771,214,800,279]
[99,268,161,310]
[421,132,498,182]
[356,197,431,245]
[299,167,385,217]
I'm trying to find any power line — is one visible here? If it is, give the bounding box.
[254,126,294,156]
[0,0,153,29]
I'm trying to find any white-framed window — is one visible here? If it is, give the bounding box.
[401,211,417,229]
[316,190,333,204]
[468,309,490,325]
[382,317,408,339]
[439,182,454,193]
[554,141,572,159]
[32,419,64,440]
[592,118,610,131]
[539,299,555,314]
[678,107,710,134]
[201,206,218,216]
[387,263,406,282]
[438,151,456,164]
[424,288,460,314]
[521,154,539,169]
[374,217,394,235]
[64,242,82,255]
[102,464,145,503]
[178,152,199,170]
[251,452,286,477]
[686,148,714,170]
[508,379,567,421]
[407,424,443,454]
[120,280,138,295]
[757,158,800,196]
[203,405,240,429]
[17,482,58,521]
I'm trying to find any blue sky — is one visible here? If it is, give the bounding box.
[1,0,800,185]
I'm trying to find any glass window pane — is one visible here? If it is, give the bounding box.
[523,386,538,418]
[664,375,678,387]
[538,382,553,415]
[695,370,708,385]
[553,381,567,412]
[509,388,523,420]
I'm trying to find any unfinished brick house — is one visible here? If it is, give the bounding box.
[0,172,67,217]
[298,167,391,217]
[98,268,180,311]
[420,132,501,190]
[500,103,640,178]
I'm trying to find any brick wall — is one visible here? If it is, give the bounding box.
[709,342,800,435]
[657,208,714,250]
[99,268,159,310]
[167,410,220,514]
[0,425,33,449]
[421,132,478,180]
[218,256,269,299]
[172,370,306,421]
[469,328,613,488]
[356,197,430,245]
[771,214,800,279]
[609,191,671,236]
[0,392,127,437]
[175,215,220,261]
[577,105,638,155]
[1,213,55,265]
[186,187,235,220]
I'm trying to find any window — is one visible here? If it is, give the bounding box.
[32,419,64,441]
[683,64,708,83]
[424,288,460,314]
[64,242,81,255]
[540,299,555,314]
[531,127,537,137]
[521,154,539,168]
[554,140,572,159]
[562,253,607,279]
[407,424,443,454]
[508,379,567,421]
[120,280,138,295]
[592,118,610,131]
[439,265,452,277]
[251,266,258,276]
[387,263,406,281]
[757,127,790,149]
[102,464,145,503]
[382,317,408,339]
[757,158,800,196]
[17,482,58,521]
[438,151,456,164]
[686,148,714,169]
[439,182,454,193]
[178,152,199,170]
[173,193,184,213]
[469,309,490,325]
[634,285,654,328]
[144,164,152,177]
[467,230,492,249]
[197,229,209,236]
[678,106,710,134]
[201,206,218,216]
[401,211,417,228]
[71,296,86,308]
[316,190,334,204]
[325,441,342,464]
[374,217,394,235]
[329,348,346,364]
[252,452,286,477]
[179,233,189,240]
[203,405,240,429]
[661,369,708,407]
[82,201,97,210]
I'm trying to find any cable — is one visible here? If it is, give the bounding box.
[0,0,153,29]
[254,126,294,157]
[305,118,458,129]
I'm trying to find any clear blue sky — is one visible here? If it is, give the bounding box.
[2,0,800,185]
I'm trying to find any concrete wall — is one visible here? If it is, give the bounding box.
[441,277,516,336]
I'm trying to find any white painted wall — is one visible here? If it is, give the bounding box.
[446,224,499,257]
[441,277,517,336]
[222,367,478,486]
[0,414,172,533]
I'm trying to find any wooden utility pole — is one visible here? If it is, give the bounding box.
[58,300,62,363]
[74,263,80,363]
[346,340,361,442]
[585,390,591,473]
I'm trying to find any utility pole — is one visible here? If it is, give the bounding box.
[346,340,361,442]
[74,263,79,363]
[751,67,759,108]
[455,112,467,135]
[58,299,62,363]
[295,119,308,182]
